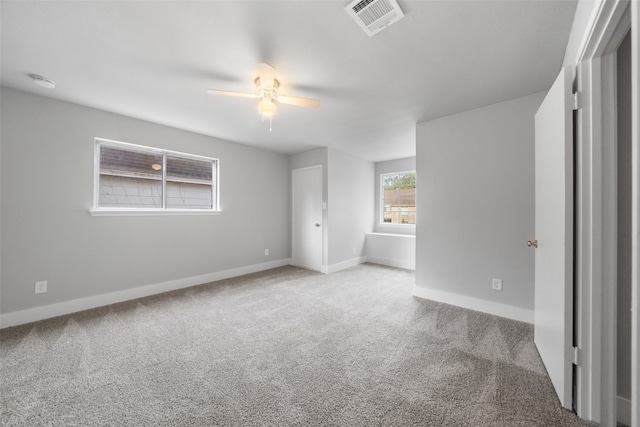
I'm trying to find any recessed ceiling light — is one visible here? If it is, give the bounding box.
[30,74,55,89]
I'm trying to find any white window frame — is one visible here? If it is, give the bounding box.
[379,169,416,228]
[90,138,221,216]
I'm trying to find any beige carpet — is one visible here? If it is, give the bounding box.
[1,263,591,426]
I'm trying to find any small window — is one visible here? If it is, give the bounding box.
[93,138,218,214]
[381,171,416,225]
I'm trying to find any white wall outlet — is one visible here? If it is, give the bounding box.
[352,248,356,255]
[35,281,48,294]
[264,249,269,256]
[492,278,503,291]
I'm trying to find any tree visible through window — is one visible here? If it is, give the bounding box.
[381,171,416,224]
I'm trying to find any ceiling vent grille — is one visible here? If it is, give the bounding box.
[345,0,404,37]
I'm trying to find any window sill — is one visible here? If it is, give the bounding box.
[376,223,416,236]
[378,223,416,228]
[367,232,416,238]
[89,209,222,217]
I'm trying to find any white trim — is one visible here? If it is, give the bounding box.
[366,255,415,271]
[95,137,217,162]
[576,0,630,62]
[601,51,619,426]
[89,208,222,216]
[376,223,416,230]
[367,232,416,238]
[631,2,639,425]
[412,286,534,324]
[617,395,631,426]
[291,164,323,174]
[326,256,367,274]
[0,258,291,329]
[573,0,632,423]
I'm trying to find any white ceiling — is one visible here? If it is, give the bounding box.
[1,0,577,162]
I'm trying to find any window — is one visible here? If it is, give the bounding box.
[92,138,219,215]
[381,171,416,225]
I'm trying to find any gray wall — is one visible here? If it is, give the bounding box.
[415,92,545,311]
[1,87,290,314]
[374,157,416,235]
[616,30,632,401]
[327,148,374,266]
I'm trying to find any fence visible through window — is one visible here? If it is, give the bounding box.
[381,171,416,225]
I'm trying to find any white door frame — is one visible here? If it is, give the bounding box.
[572,0,635,424]
[631,2,639,426]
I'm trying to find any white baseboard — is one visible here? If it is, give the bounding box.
[326,256,367,274]
[617,395,631,426]
[366,255,415,271]
[0,258,292,329]
[412,286,534,324]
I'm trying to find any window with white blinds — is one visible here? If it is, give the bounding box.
[93,138,219,214]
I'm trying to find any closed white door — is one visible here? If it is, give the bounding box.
[533,66,574,409]
[292,165,322,272]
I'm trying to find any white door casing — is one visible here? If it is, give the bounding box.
[534,66,574,409]
[572,1,632,423]
[631,2,639,425]
[292,165,323,272]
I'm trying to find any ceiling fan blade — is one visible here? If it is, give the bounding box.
[257,63,276,91]
[207,89,258,99]
[277,95,321,109]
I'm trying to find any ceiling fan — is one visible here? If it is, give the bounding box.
[207,63,321,130]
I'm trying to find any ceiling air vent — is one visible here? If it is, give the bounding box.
[345,0,404,37]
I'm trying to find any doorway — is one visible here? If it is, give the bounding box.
[292,165,323,272]
[573,2,634,423]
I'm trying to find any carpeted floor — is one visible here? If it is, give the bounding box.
[1,263,592,426]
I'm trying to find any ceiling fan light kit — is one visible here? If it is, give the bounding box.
[207,63,320,131]
[258,100,277,118]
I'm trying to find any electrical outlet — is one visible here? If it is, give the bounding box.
[264,249,269,256]
[35,281,48,294]
[352,248,356,255]
[492,278,503,291]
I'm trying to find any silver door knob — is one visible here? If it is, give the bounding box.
[527,239,538,248]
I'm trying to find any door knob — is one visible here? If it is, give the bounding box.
[527,239,538,248]
[315,223,320,227]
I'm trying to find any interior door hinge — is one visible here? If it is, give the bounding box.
[572,92,581,110]
[572,346,581,366]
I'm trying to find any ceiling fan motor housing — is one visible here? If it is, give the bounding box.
[256,77,279,100]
